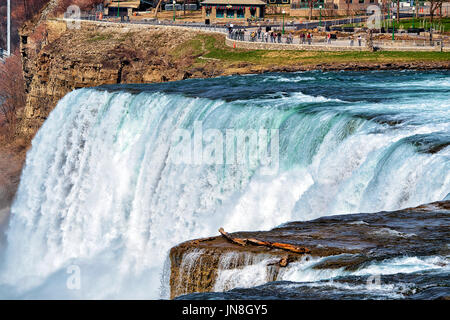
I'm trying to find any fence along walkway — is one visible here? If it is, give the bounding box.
[226,32,447,52]
[62,15,448,52]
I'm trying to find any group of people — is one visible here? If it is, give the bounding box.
[232,29,333,45]
[349,35,363,46]
[247,30,285,43]
[228,24,366,47]
[299,32,314,45]
[250,27,293,44]
[229,28,246,41]
[248,27,281,43]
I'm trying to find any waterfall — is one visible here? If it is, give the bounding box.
[211,255,449,296]
[0,71,448,298]
[213,252,281,292]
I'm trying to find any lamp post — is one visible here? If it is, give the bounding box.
[282,9,286,34]
[412,6,415,29]
[117,0,120,18]
[6,0,10,56]
[319,5,322,27]
[173,0,176,22]
[392,14,395,40]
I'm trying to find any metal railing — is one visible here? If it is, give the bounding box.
[66,13,230,33]
[227,31,446,49]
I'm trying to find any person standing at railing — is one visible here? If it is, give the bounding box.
[327,33,331,44]
[257,26,262,39]
[287,33,293,44]
[358,35,362,47]
[265,31,269,43]
[307,33,311,45]
[300,33,305,44]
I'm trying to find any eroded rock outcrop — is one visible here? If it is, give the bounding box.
[169,201,450,299]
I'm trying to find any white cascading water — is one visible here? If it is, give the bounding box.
[0,75,448,298]
[212,254,449,298]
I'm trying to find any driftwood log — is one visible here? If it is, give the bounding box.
[219,228,311,254]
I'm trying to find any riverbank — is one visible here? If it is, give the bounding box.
[188,33,450,70]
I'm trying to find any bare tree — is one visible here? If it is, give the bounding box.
[415,0,419,19]
[0,52,26,137]
[308,0,318,21]
[154,0,164,18]
[429,0,446,23]
[396,0,400,23]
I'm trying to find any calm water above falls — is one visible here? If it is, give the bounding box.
[0,71,449,299]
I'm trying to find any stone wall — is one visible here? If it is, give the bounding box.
[226,37,370,51]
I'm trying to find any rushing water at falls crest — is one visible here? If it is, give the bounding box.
[0,71,448,298]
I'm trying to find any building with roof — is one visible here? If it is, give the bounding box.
[200,0,266,24]
[289,0,406,17]
[104,1,148,16]
[265,0,291,15]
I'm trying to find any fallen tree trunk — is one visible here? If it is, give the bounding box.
[219,228,247,246]
[219,228,311,254]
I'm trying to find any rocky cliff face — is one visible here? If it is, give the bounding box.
[170,201,450,299]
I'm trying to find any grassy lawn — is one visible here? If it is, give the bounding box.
[393,17,450,32]
[341,17,450,32]
[173,34,450,69]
